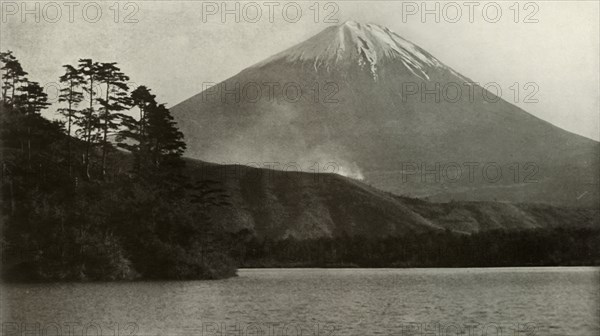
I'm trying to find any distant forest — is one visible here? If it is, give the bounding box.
[234,228,600,268]
[1,51,598,282]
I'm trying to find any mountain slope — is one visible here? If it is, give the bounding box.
[172,21,599,206]
[187,160,599,239]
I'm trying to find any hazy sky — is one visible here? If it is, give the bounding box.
[1,1,598,140]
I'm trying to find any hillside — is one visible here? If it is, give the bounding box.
[186,160,600,240]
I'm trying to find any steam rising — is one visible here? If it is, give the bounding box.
[203,103,364,180]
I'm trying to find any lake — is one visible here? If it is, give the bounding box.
[1,267,598,336]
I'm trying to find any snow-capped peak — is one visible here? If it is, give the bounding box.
[253,21,444,80]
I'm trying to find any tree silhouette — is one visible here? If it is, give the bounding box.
[120,85,157,172]
[77,59,100,180]
[120,86,185,171]
[96,62,131,179]
[1,51,28,106]
[58,65,84,175]
[0,50,16,102]
[17,81,50,167]
[143,103,185,168]
[131,85,156,139]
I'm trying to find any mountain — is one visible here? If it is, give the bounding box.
[172,21,599,207]
[186,160,599,239]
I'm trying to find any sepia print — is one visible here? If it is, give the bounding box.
[0,1,598,335]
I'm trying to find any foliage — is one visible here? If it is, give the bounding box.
[57,64,85,174]
[119,86,186,172]
[1,51,236,282]
[236,228,600,268]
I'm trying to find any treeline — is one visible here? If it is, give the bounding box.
[1,51,236,281]
[234,228,600,268]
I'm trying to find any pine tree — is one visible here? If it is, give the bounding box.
[77,59,100,180]
[131,85,156,141]
[119,86,185,172]
[0,52,28,107]
[96,62,131,179]
[20,81,49,114]
[0,50,16,102]
[18,81,50,166]
[58,65,84,175]
[146,103,186,168]
[119,85,157,171]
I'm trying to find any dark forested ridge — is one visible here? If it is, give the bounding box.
[186,162,600,239]
[232,228,600,268]
[1,51,598,282]
[186,163,600,268]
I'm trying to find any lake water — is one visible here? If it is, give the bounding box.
[1,268,598,336]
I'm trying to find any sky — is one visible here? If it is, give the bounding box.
[1,0,599,140]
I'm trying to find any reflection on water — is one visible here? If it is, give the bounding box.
[2,267,598,336]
